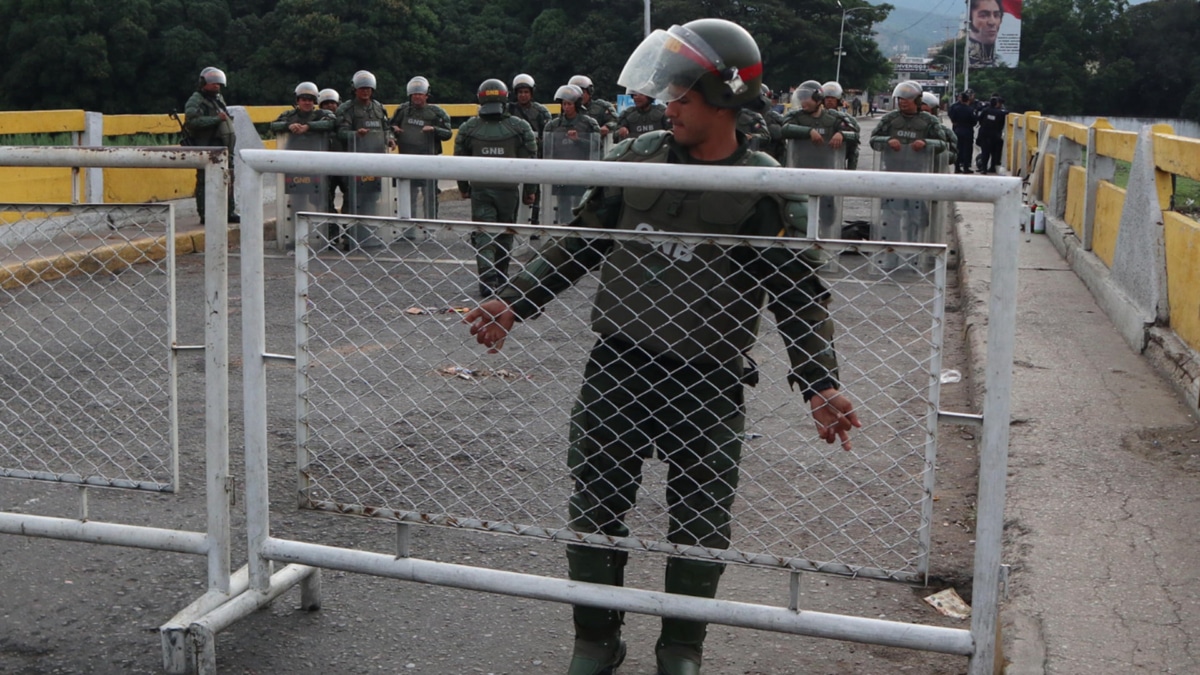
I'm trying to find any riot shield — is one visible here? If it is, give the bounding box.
[870,143,938,270]
[345,128,396,248]
[541,128,601,225]
[786,138,847,240]
[275,131,330,250]
[395,127,439,221]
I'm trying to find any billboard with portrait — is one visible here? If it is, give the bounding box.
[968,0,1022,68]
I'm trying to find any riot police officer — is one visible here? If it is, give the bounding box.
[464,19,859,675]
[509,73,553,225]
[508,73,553,143]
[317,88,349,214]
[184,67,238,222]
[390,76,453,218]
[821,81,862,169]
[781,80,856,153]
[336,70,392,150]
[921,91,957,159]
[569,75,618,138]
[869,82,947,153]
[543,84,602,223]
[270,82,336,136]
[614,91,669,141]
[454,78,538,297]
[757,84,787,163]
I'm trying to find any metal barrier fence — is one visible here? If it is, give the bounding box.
[0,203,181,489]
[0,147,238,672]
[293,214,947,583]
[231,150,1020,675]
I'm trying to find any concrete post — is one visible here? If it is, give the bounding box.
[1110,125,1171,329]
[1082,118,1115,251]
[82,112,104,203]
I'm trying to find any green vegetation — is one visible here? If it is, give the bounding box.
[0,0,895,114]
[938,0,1200,121]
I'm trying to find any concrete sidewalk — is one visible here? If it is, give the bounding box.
[954,200,1200,674]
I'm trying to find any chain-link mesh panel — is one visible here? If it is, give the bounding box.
[0,204,178,490]
[295,215,945,582]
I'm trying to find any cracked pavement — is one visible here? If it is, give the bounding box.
[956,200,1200,674]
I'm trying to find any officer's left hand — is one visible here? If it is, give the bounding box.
[829,132,844,149]
[809,388,862,451]
[912,139,927,151]
[423,125,435,133]
[599,126,610,138]
[465,299,516,353]
[523,192,537,206]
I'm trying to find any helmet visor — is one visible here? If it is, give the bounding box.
[618,26,737,103]
[791,83,822,109]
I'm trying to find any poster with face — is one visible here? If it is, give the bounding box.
[968,0,1022,68]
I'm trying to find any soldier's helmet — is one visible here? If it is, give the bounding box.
[821,81,844,100]
[294,82,319,99]
[553,84,584,104]
[351,70,377,90]
[568,75,594,94]
[199,67,227,88]
[792,80,823,108]
[892,81,923,101]
[407,76,430,96]
[921,91,940,109]
[317,89,340,106]
[477,78,509,115]
[618,18,762,109]
[513,74,536,92]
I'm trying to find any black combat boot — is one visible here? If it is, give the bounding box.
[655,558,725,675]
[567,545,628,675]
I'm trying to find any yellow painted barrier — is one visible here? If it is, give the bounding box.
[1066,165,1086,236]
[1092,182,1125,267]
[103,168,194,203]
[1154,133,1200,182]
[1041,154,1056,203]
[0,110,86,135]
[1093,127,1137,163]
[1164,211,1200,353]
[104,114,181,136]
[0,167,77,203]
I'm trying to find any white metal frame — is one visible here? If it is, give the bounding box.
[233,149,1020,675]
[0,146,234,672]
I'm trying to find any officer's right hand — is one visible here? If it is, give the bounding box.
[392,125,403,134]
[357,128,369,137]
[887,138,902,151]
[459,189,470,199]
[465,300,516,353]
[809,129,824,146]
[218,112,229,121]
[809,388,862,451]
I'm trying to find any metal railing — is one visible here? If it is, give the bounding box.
[229,149,1020,675]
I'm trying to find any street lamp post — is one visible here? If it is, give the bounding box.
[835,2,873,83]
[644,0,651,37]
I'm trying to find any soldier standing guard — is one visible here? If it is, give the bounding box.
[454,78,538,297]
[464,19,860,675]
[570,75,618,139]
[509,73,553,225]
[390,76,453,218]
[614,91,670,141]
[184,67,238,222]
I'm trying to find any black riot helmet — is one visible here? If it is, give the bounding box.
[477,78,509,115]
[617,18,763,109]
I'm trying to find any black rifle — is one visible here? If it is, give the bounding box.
[169,109,194,146]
